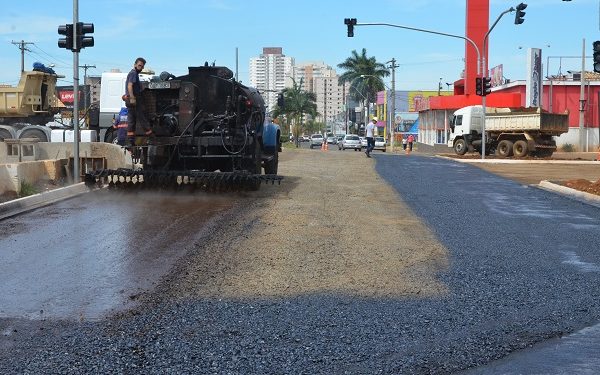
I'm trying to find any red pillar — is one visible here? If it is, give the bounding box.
[465,0,489,95]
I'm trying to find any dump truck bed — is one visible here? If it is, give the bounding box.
[485,111,569,134]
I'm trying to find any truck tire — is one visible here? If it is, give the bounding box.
[0,128,12,141]
[454,139,468,155]
[513,140,528,158]
[105,129,119,144]
[19,128,48,142]
[537,148,553,158]
[496,140,514,158]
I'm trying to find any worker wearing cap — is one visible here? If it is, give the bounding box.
[112,107,129,146]
[365,117,377,157]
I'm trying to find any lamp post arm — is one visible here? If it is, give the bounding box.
[482,7,514,78]
[356,22,480,74]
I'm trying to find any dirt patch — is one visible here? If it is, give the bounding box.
[563,178,600,196]
[0,179,65,204]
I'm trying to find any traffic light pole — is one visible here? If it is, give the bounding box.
[480,6,515,160]
[72,0,80,182]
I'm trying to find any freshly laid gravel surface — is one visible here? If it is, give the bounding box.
[2,150,600,374]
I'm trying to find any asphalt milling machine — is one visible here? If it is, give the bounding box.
[85,64,282,191]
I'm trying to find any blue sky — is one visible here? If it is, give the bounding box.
[0,0,597,90]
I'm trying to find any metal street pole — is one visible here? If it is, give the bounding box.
[480,6,515,160]
[72,0,80,182]
[386,58,398,152]
[580,38,586,152]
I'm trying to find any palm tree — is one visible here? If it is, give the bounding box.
[338,48,389,123]
[272,78,318,147]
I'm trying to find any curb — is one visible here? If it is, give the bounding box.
[0,182,91,220]
[436,155,600,164]
[538,180,600,209]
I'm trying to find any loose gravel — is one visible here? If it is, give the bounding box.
[2,150,600,374]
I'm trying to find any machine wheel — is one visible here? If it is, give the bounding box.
[496,140,514,158]
[19,128,48,142]
[246,141,262,191]
[0,129,12,141]
[105,129,119,144]
[536,148,554,158]
[453,139,468,155]
[264,151,278,175]
[513,140,528,158]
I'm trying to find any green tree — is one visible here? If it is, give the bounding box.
[272,78,318,147]
[337,48,389,123]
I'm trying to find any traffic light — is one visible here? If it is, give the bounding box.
[75,22,94,51]
[482,77,492,96]
[475,77,483,96]
[514,3,527,25]
[593,41,600,73]
[58,24,74,50]
[344,18,357,37]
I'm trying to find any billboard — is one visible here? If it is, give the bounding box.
[525,48,543,107]
[490,64,503,87]
[407,91,450,112]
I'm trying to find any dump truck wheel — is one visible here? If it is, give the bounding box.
[513,140,528,158]
[19,129,48,142]
[0,129,12,141]
[454,139,468,155]
[496,140,514,158]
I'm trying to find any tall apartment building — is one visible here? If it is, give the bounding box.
[294,62,349,134]
[249,47,294,111]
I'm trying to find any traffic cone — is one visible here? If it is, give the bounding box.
[321,141,325,151]
[324,141,328,151]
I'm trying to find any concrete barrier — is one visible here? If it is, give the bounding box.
[0,142,133,195]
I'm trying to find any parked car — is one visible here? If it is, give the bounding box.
[327,136,337,145]
[310,134,324,149]
[374,136,387,152]
[360,137,367,149]
[338,134,362,151]
[301,135,310,142]
[336,135,345,143]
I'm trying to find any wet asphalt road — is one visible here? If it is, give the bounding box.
[1,153,600,373]
[0,190,235,320]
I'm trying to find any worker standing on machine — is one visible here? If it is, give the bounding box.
[123,57,153,145]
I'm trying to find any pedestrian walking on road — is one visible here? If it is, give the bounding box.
[365,117,377,158]
[407,134,415,152]
[402,136,407,151]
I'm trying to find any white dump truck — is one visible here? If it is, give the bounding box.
[448,105,570,158]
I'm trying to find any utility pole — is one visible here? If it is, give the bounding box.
[343,83,348,134]
[387,58,398,152]
[11,40,33,72]
[79,64,95,121]
[324,78,327,135]
[579,38,586,152]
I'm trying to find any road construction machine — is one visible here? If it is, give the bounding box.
[85,63,282,191]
